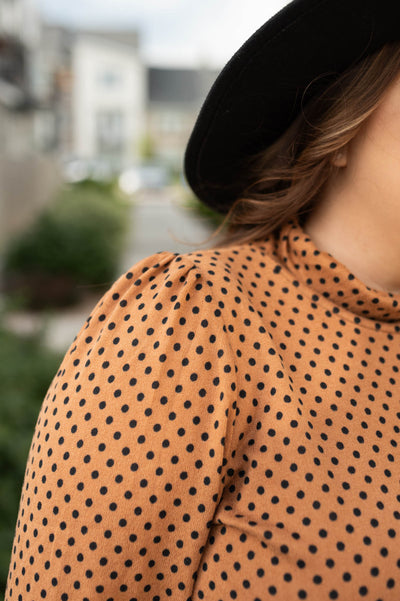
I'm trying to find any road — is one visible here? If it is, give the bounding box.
[121,186,216,271]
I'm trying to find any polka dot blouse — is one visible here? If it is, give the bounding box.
[6,216,400,601]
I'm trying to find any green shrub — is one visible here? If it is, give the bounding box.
[2,180,130,308]
[183,193,225,228]
[0,321,64,595]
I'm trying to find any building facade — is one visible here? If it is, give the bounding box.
[72,30,146,169]
[147,67,218,171]
[40,25,146,174]
[0,0,61,250]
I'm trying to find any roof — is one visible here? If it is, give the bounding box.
[148,67,219,106]
[43,25,140,50]
[77,29,140,49]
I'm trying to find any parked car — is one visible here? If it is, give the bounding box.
[60,157,121,183]
[118,163,170,195]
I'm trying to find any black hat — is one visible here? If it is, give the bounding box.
[183,0,400,213]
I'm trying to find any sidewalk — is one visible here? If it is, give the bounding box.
[121,184,216,270]
[3,292,101,353]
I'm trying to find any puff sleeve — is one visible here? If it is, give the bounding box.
[5,252,237,601]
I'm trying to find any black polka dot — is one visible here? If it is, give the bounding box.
[5,219,400,600]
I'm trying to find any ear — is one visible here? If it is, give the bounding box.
[331,147,348,168]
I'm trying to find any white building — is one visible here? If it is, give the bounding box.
[72,30,146,169]
[40,26,146,172]
[0,0,61,249]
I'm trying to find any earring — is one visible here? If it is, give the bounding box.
[332,149,347,168]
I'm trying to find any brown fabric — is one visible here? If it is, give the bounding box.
[6,217,400,600]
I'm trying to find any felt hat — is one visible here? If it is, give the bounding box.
[183,0,400,213]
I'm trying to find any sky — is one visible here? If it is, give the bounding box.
[35,0,289,68]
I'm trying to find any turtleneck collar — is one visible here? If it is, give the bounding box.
[271,216,400,323]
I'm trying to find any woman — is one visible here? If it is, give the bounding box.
[6,1,400,600]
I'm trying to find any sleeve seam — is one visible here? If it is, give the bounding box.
[184,257,237,480]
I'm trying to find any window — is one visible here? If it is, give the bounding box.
[159,111,184,134]
[96,109,125,156]
[97,69,122,88]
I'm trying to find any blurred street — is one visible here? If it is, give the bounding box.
[0,2,244,593]
[0,3,221,357]
[121,185,215,270]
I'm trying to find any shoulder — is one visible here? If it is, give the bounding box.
[115,240,277,296]
[96,242,261,301]
[63,248,238,359]
[112,243,275,309]
[54,248,242,432]
[63,241,279,363]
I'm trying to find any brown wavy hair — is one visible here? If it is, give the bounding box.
[213,40,400,247]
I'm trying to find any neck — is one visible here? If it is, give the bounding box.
[302,175,400,295]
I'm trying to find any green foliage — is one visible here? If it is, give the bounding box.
[183,193,225,228]
[0,321,63,595]
[2,180,130,307]
[70,177,119,196]
[138,133,156,160]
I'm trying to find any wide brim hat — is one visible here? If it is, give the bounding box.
[183,0,400,214]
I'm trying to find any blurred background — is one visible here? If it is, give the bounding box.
[0,0,287,594]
